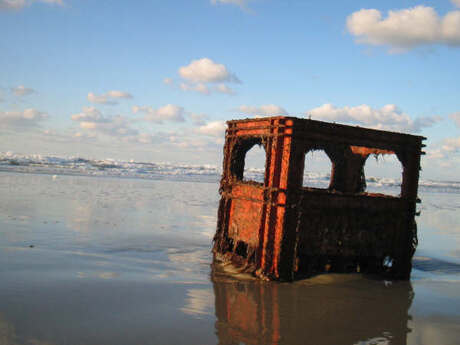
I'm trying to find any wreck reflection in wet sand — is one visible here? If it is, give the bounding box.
[212,265,413,345]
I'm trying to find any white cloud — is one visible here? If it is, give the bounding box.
[215,83,235,95]
[0,0,62,10]
[0,108,48,128]
[169,135,216,150]
[176,58,240,95]
[441,137,460,152]
[452,0,460,8]
[133,133,154,144]
[87,90,133,105]
[307,103,440,133]
[87,93,116,105]
[179,82,210,95]
[425,132,460,162]
[121,132,173,145]
[132,104,185,124]
[163,77,174,85]
[179,58,239,84]
[450,111,460,127]
[72,131,95,139]
[347,6,460,52]
[238,104,288,117]
[12,85,35,96]
[179,82,237,95]
[0,0,26,9]
[211,0,250,9]
[81,116,137,137]
[105,90,132,99]
[40,0,63,5]
[71,106,137,137]
[195,121,226,137]
[426,148,445,160]
[71,106,109,123]
[190,113,209,126]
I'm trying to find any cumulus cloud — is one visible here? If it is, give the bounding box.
[179,82,236,95]
[163,77,174,85]
[87,90,133,105]
[179,82,210,95]
[347,6,460,52]
[106,90,132,99]
[210,0,251,9]
[195,121,226,137]
[167,134,221,150]
[190,113,209,126]
[307,103,440,133]
[428,136,460,162]
[441,137,460,152]
[450,111,460,127]
[83,116,138,137]
[453,0,460,8]
[238,104,288,117]
[415,129,460,163]
[0,0,62,10]
[71,106,137,137]
[0,0,26,9]
[71,106,110,123]
[12,85,35,96]
[215,83,235,95]
[40,0,62,4]
[132,104,185,123]
[0,108,48,128]
[173,57,240,95]
[179,57,239,83]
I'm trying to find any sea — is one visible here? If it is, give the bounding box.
[0,152,459,345]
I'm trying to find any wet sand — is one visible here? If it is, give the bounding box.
[1,172,459,345]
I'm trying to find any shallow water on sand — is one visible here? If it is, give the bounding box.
[0,172,459,345]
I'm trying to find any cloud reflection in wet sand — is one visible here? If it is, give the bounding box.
[0,313,55,345]
[180,289,214,318]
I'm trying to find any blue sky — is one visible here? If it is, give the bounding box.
[1,0,460,180]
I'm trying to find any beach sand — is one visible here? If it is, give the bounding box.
[1,172,459,345]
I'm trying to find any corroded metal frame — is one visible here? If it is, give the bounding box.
[213,116,425,281]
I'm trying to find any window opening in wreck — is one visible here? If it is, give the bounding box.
[302,149,332,189]
[364,153,403,197]
[242,144,266,183]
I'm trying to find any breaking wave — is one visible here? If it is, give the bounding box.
[1,152,459,193]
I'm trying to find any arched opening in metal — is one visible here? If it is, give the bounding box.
[364,153,403,197]
[302,149,333,189]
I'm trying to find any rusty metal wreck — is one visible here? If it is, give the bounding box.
[213,116,425,281]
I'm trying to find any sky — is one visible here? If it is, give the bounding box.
[1,0,460,180]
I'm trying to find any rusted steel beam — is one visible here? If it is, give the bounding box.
[213,116,424,281]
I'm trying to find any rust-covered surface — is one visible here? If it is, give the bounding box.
[213,116,425,281]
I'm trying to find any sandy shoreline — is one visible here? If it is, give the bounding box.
[1,172,459,344]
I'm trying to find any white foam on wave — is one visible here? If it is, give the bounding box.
[0,152,221,183]
[1,152,459,192]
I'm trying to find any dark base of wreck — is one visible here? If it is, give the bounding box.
[213,219,417,281]
[213,251,415,282]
